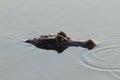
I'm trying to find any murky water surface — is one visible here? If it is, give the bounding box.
[0,0,120,80]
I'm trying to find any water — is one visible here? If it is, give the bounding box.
[0,0,120,80]
[80,39,120,70]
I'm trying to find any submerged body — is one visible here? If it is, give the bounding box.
[25,31,96,53]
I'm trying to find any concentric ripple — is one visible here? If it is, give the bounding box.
[80,39,120,71]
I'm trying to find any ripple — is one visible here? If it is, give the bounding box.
[79,39,120,71]
[0,36,33,57]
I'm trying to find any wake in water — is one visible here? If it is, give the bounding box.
[0,32,40,57]
[79,39,120,79]
[1,33,120,79]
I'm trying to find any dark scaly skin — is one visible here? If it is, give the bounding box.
[25,31,96,53]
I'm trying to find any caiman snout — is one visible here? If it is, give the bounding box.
[82,39,96,50]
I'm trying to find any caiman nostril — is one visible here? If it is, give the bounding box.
[83,39,96,50]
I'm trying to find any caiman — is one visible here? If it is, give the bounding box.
[25,31,96,53]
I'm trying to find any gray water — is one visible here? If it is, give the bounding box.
[0,0,120,80]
